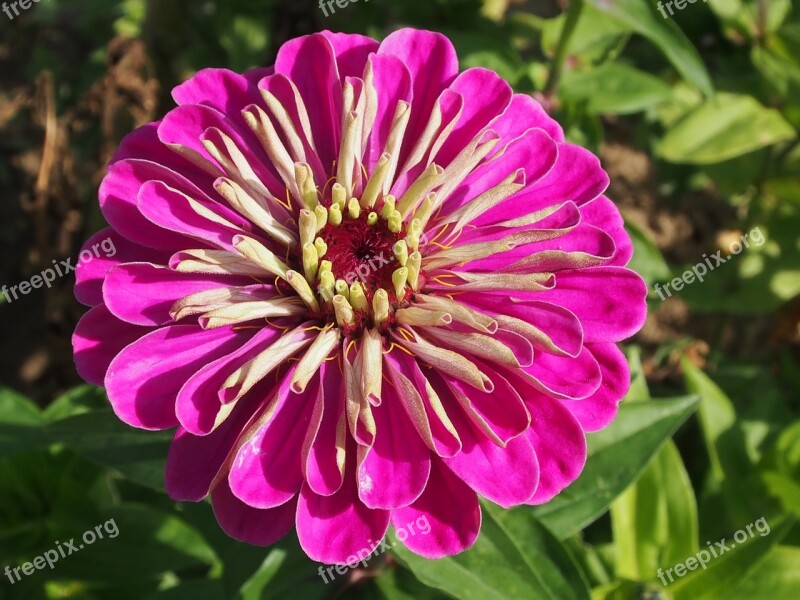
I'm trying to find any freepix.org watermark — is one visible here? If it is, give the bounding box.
[4,519,119,584]
[656,516,770,586]
[317,516,431,584]
[2,0,46,21]
[653,226,765,301]
[1,236,116,305]
[318,0,370,18]
[657,0,708,20]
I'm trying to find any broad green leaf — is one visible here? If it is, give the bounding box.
[585,0,713,96]
[541,5,630,64]
[726,545,800,599]
[47,409,171,490]
[42,385,107,423]
[624,345,650,402]
[0,387,46,458]
[682,359,736,483]
[145,580,227,600]
[669,515,795,599]
[532,395,699,539]
[560,63,672,115]
[44,504,220,583]
[682,360,769,534]
[394,502,590,600]
[239,539,329,600]
[372,567,450,600]
[657,93,795,164]
[611,441,698,580]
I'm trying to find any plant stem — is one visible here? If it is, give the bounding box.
[543,0,584,97]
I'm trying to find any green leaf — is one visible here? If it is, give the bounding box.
[0,387,47,459]
[46,504,220,583]
[624,346,651,402]
[584,0,713,96]
[42,385,107,423]
[682,360,769,534]
[610,440,699,580]
[532,396,699,539]
[560,63,672,115]
[373,567,450,600]
[394,503,590,600]
[657,93,795,164]
[47,409,171,490]
[669,515,795,599]
[725,545,800,599]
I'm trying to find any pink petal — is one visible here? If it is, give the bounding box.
[385,351,462,458]
[297,451,390,564]
[537,267,648,343]
[429,364,530,445]
[105,325,247,430]
[490,94,565,146]
[74,228,169,307]
[320,30,380,78]
[274,33,342,173]
[158,104,284,196]
[444,402,539,508]
[72,305,150,386]
[166,380,267,501]
[440,127,558,218]
[378,29,459,147]
[563,343,630,432]
[580,195,633,266]
[434,68,513,166]
[176,327,283,436]
[212,477,297,546]
[103,262,250,326]
[172,68,262,114]
[99,160,195,251]
[136,180,252,252]
[524,391,587,504]
[523,345,602,400]
[302,361,346,496]
[228,369,316,509]
[357,385,431,509]
[363,54,412,172]
[391,459,481,558]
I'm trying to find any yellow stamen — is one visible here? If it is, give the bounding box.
[349,282,368,311]
[314,205,328,232]
[329,203,343,226]
[393,240,408,266]
[332,294,355,327]
[388,210,402,233]
[299,209,316,247]
[347,197,361,220]
[392,267,409,301]
[302,243,319,284]
[407,251,421,289]
[335,279,350,300]
[381,195,396,220]
[314,237,328,258]
[332,183,347,209]
[372,289,389,325]
[360,153,391,208]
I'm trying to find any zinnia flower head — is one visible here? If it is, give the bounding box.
[73,28,647,562]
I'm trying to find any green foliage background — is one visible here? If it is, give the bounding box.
[1,0,800,598]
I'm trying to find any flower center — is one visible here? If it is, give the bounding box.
[297,190,422,334]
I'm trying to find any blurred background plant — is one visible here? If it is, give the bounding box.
[1,0,799,598]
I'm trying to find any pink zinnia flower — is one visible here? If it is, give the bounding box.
[72,29,647,562]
